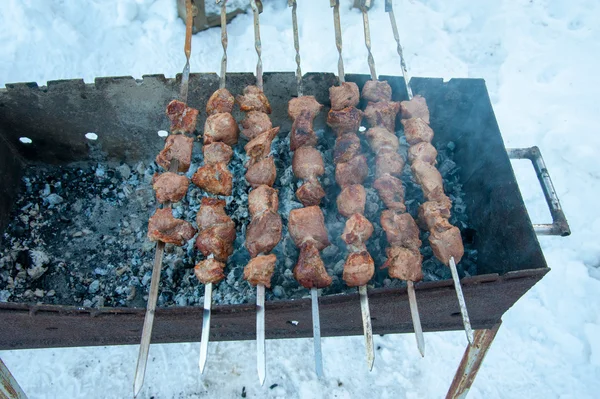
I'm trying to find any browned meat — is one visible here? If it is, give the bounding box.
[296,180,326,207]
[293,147,324,180]
[195,198,236,261]
[156,135,194,173]
[244,127,279,167]
[248,184,279,217]
[294,241,332,288]
[361,80,392,103]
[337,184,366,218]
[411,160,445,201]
[147,208,197,246]
[364,126,399,154]
[373,175,406,212]
[290,110,318,151]
[241,111,272,141]
[327,107,364,137]
[364,100,401,132]
[329,82,360,111]
[152,172,189,204]
[335,155,368,189]
[236,85,272,114]
[408,141,437,165]
[288,96,322,120]
[418,198,452,231]
[204,112,239,146]
[203,142,233,164]
[245,157,276,188]
[206,88,235,115]
[402,117,434,145]
[375,152,405,179]
[429,226,464,266]
[341,213,374,247]
[243,254,276,287]
[382,246,423,282]
[333,133,361,164]
[343,251,374,287]
[288,206,330,250]
[380,210,421,249]
[400,95,430,124]
[194,258,226,284]
[196,198,232,228]
[166,100,199,134]
[246,211,282,258]
[191,162,233,196]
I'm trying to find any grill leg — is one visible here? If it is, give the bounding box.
[0,358,28,399]
[445,321,502,399]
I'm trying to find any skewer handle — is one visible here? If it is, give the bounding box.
[407,281,425,357]
[199,282,213,374]
[256,284,266,385]
[358,285,374,371]
[311,288,324,378]
[331,0,345,83]
[250,0,264,90]
[449,257,474,345]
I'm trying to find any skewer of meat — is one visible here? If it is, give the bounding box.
[329,0,375,371]
[240,0,282,385]
[287,0,331,377]
[134,1,197,396]
[192,0,239,374]
[358,0,425,357]
[386,0,473,345]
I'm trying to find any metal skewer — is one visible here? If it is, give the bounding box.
[386,0,473,346]
[331,0,374,371]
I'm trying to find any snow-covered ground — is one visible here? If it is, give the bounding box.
[1,0,600,397]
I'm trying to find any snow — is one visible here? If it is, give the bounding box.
[1,0,600,398]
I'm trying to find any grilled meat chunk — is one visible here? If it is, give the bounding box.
[375,152,405,178]
[364,126,399,154]
[244,254,277,288]
[327,107,364,137]
[236,85,272,114]
[341,213,374,248]
[152,172,189,204]
[204,112,239,146]
[244,127,279,167]
[373,175,406,212]
[166,100,199,134]
[400,95,430,124]
[147,208,197,246]
[364,100,401,132]
[194,258,226,284]
[418,197,452,231]
[361,79,392,103]
[408,141,437,165]
[248,184,279,217]
[429,225,464,266]
[290,110,318,151]
[191,162,233,196]
[245,157,277,188]
[402,117,434,145]
[288,206,330,251]
[206,88,235,115]
[241,111,273,141]
[337,184,366,218]
[380,210,421,249]
[333,133,362,164]
[294,241,332,288]
[195,198,236,261]
[156,135,194,173]
[246,210,282,258]
[288,95,322,120]
[196,198,232,228]
[382,246,423,282]
[335,154,368,189]
[343,251,374,287]
[329,82,360,110]
[411,160,445,202]
[203,142,233,164]
[293,147,324,181]
[296,180,326,207]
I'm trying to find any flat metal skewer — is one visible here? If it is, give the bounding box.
[198,282,213,373]
[257,283,266,385]
[449,257,474,345]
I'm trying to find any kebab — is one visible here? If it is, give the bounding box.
[286,0,331,378]
[328,0,375,371]
[133,0,197,396]
[385,0,473,344]
[192,0,239,374]
[357,0,425,357]
[238,0,282,385]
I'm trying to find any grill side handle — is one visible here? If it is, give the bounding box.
[506,146,571,236]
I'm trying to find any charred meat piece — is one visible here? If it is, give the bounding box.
[248,184,279,217]
[195,198,236,261]
[290,110,318,151]
[241,111,273,141]
[382,246,423,282]
[400,95,430,124]
[361,79,392,103]
[341,213,374,247]
[364,100,401,132]
[288,206,330,251]
[246,210,282,258]
[294,241,332,289]
[408,141,437,165]
[156,135,194,173]
[293,147,324,181]
[329,82,360,111]
[288,96,323,120]
[196,198,233,229]
[402,117,434,145]
[204,112,239,146]
[296,180,326,207]
[333,133,361,164]
[373,175,406,212]
[194,258,226,284]
[335,154,368,189]
[418,197,452,231]
[245,156,277,188]
[411,160,445,202]
[327,107,364,137]
[364,126,399,154]
[375,152,405,179]
[166,100,199,134]
[192,162,233,196]
[204,142,233,164]
[244,254,277,288]
[207,88,235,115]
[429,225,464,266]
[152,172,189,204]
[380,210,421,249]
[337,184,366,218]
[343,251,374,287]
[147,208,197,246]
[236,85,272,114]
[244,127,279,167]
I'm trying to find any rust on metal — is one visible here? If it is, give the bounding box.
[1,358,28,399]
